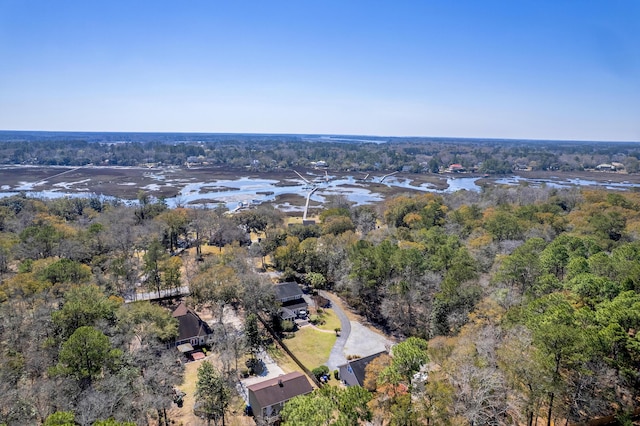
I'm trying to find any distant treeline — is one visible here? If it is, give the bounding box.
[1,131,639,172]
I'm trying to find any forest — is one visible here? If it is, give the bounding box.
[1,178,640,424]
[1,132,640,173]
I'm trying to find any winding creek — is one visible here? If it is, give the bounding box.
[1,171,638,212]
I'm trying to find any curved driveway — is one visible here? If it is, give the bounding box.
[320,290,395,372]
[319,290,351,370]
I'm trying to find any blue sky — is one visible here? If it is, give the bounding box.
[0,1,638,141]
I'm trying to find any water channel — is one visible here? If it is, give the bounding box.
[0,173,638,212]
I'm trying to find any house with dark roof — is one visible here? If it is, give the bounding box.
[338,351,386,387]
[274,282,308,320]
[247,371,313,425]
[171,302,215,348]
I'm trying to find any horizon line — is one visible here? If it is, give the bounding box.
[0,129,638,144]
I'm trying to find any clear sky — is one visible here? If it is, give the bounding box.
[0,1,638,141]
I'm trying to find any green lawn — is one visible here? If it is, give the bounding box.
[283,326,337,370]
[314,308,342,332]
[266,344,300,374]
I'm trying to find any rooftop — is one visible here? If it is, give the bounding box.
[339,351,386,386]
[274,282,304,302]
[172,302,213,341]
[247,371,313,408]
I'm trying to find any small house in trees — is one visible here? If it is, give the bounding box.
[596,163,617,171]
[338,351,386,387]
[171,302,214,348]
[247,371,313,425]
[447,163,465,173]
[274,282,308,320]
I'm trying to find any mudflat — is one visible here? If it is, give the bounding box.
[0,165,450,200]
[0,165,638,204]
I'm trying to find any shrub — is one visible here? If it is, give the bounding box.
[309,315,326,326]
[245,358,264,375]
[312,365,330,380]
[281,320,295,332]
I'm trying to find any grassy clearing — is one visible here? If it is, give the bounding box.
[313,308,342,332]
[169,358,201,425]
[169,356,255,426]
[283,326,337,370]
[187,244,227,256]
[284,215,319,226]
[266,343,303,374]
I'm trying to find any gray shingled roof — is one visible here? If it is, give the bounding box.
[279,307,296,320]
[274,282,304,302]
[281,300,307,311]
[341,351,386,386]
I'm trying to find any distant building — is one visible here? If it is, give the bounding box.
[447,163,465,173]
[247,372,313,425]
[612,162,625,170]
[186,155,205,164]
[596,163,616,171]
[338,351,386,387]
